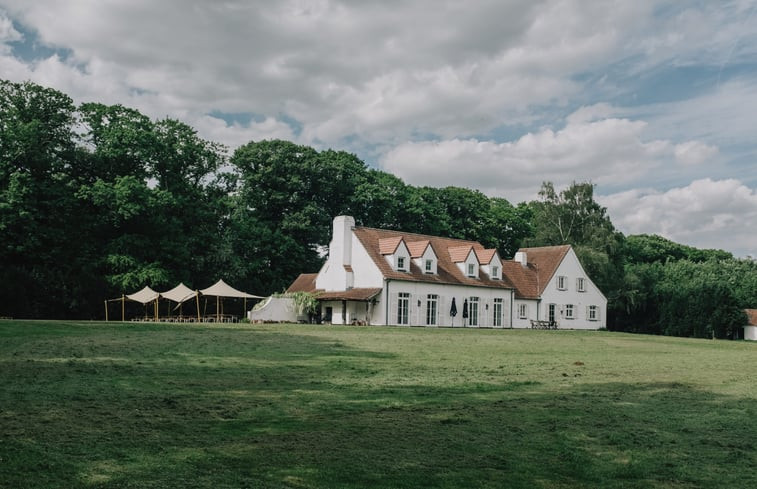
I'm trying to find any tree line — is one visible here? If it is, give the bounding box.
[1,79,754,337]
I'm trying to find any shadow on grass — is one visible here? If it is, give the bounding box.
[1,324,756,488]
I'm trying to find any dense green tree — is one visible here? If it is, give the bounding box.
[625,234,733,264]
[526,181,625,314]
[0,80,86,317]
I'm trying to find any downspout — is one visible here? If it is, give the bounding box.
[385,278,391,326]
[510,289,514,329]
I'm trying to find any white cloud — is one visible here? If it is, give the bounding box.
[599,178,757,257]
[192,115,296,150]
[380,114,673,203]
[674,140,719,166]
[0,10,21,44]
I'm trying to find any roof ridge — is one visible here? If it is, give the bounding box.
[355,226,482,245]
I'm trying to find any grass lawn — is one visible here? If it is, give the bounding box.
[1,321,756,488]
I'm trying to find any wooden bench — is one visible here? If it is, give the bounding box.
[530,320,558,330]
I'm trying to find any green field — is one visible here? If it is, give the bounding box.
[1,321,756,488]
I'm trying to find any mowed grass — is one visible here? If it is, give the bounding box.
[1,321,756,488]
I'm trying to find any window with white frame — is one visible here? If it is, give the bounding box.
[397,256,406,271]
[588,305,598,321]
[426,294,438,325]
[564,303,574,319]
[468,297,479,326]
[425,259,433,273]
[397,292,409,324]
[491,266,500,279]
[493,298,503,327]
[518,303,528,319]
[467,263,476,277]
[557,275,567,290]
[577,277,586,292]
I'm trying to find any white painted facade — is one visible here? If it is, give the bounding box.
[295,216,606,330]
[744,325,757,341]
[536,248,607,329]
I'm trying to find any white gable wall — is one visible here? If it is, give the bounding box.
[456,249,480,279]
[413,245,438,275]
[481,254,503,280]
[538,248,607,329]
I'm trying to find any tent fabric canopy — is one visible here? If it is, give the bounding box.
[160,282,197,303]
[126,286,160,304]
[200,279,263,299]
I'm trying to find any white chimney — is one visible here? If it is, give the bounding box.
[333,215,355,267]
[515,251,527,267]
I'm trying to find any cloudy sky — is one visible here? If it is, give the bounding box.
[1,1,756,257]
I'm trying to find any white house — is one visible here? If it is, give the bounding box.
[285,215,607,329]
[744,309,757,340]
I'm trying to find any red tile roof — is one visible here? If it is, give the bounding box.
[406,240,431,258]
[746,309,757,326]
[353,227,512,290]
[448,245,474,263]
[286,273,318,293]
[475,248,497,265]
[317,288,382,301]
[505,245,572,299]
[378,236,403,255]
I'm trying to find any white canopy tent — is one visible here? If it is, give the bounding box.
[126,286,160,304]
[199,279,263,322]
[106,280,263,322]
[104,286,160,322]
[160,282,200,321]
[160,282,197,303]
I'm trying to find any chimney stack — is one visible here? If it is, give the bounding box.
[514,251,527,267]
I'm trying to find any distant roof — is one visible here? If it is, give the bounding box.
[286,273,318,293]
[746,309,757,326]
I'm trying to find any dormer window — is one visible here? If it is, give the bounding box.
[397,256,406,271]
[491,266,500,279]
[425,259,433,273]
[467,263,476,277]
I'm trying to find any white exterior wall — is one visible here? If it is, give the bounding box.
[378,281,512,328]
[321,299,376,325]
[744,325,757,341]
[350,232,384,288]
[538,249,607,329]
[512,299,539,328]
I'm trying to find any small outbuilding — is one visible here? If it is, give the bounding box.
[744,309,757,340]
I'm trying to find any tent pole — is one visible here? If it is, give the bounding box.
[104,300,108,322]
[217,296,220,323]
[122,294,125,322]
[154,298,158,321]
[196,292,201,322]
